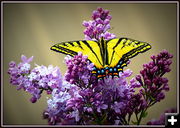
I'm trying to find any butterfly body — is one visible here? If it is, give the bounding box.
[51,38,151,78]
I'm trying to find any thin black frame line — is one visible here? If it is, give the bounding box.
[1,1,179,127]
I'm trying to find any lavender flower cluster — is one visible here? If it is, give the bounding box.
[7,7,175,125]
[8,55,62,103]
[83,7,116,41]
[136,50,173,104]
[127,50,174,125]
[43,53,137,125]
[64,53,95,85]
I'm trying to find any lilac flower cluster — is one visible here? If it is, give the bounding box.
[83,7,116,41]
[127,50,173,124]
[43,48,173,125]
[95,70,136,124]
[64,52,95,85]
[8,50,173,125]
[43,53,137,125]
[147,108,177,125]
[8,55,62,103]
[43,82,80,125]
[136,50,173,104]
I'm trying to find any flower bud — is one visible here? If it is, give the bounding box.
[97,7,103,12]
[104,19,110,25]
[145,79,152,86]
[136,75,141,81]
[30,97,37,103]
[9,61,16,68]
[156,92,165,102]
[163,84,170,91]
[169,54,173,58]
[161,77,168,83]
[166,59,172,65]
[150,55,156,60]
[82,21,89,27]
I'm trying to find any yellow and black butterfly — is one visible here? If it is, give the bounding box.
[51,37,151,79]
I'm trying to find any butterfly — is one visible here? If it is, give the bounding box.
[51,37,151,79]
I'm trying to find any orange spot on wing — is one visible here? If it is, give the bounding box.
[113,73,118,75]
[97,75,102,78]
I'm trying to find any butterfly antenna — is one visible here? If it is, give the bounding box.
[50,41,55,44]
[109,26,114,31]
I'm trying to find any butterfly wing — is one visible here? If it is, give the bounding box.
[51,40,103,69]
[107,38,151,71]
[51,38,151,78]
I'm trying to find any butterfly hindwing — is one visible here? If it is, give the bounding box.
[51,40,104,69]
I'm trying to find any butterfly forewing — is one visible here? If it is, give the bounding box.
[107,38,151,68]
[51,40,104,69]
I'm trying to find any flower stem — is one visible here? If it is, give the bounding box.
[137,110,144,125]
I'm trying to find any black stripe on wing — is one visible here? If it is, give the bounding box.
[82,40,103,66]
[108,38,123,65]
[50,40,90,56]
[50,44,77,56]
[114,44,151,74]
[122,43,151,62]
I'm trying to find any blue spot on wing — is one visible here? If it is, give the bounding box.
[119,61,122,64]
[117,65,120,68]
[109,68,113,72]
[101,70,104,73]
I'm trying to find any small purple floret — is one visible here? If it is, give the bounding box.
[83,7,116,41]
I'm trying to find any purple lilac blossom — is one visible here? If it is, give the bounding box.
[65,54,136,124]
[135,50,173,105]
[127,50,173,125]
[83,7,116,41]
[43,52,137,125]
[96,69,136,124]
[43,82,79,125]
[64,52,95,86]
[8,55,63,103]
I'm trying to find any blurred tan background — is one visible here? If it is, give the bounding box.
[3,3,177,125]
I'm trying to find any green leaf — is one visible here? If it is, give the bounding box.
[132,120,138,125]
[91,120,98,125]
[141,111,148,118]
[149,95,156,101]
[101,113,107,124]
